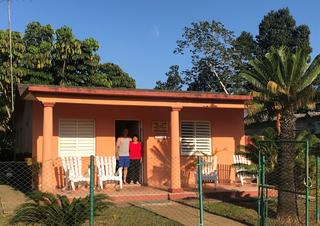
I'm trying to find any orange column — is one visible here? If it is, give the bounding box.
[41,102,55,192]
[170,107,182,193]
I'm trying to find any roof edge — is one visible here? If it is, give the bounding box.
[20,84,252,102]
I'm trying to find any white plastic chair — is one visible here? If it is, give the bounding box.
[96,156,122,190]
[195,156,218,188]
[233,155,254,185]
[61,156,90,190]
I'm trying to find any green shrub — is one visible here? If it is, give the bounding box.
[10,192,110,226]
[237,128,319,187]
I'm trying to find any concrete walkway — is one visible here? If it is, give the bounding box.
[134,200,245,226]
[0,185,29,214]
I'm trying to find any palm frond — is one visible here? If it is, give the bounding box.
[242,46,320,121]
[299,54,320,92]
[10,192,110,226]
[240,70,266,91]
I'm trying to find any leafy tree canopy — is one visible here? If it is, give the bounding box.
[154,65,183,91]
[235,8,312,62]
[12,21,135,88]
[257,8,311,54]
[98,63,135,88]
[0,21,135,152]
[160,8,312,94]
[174,21,245,94]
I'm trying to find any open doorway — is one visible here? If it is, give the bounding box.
[115,120,141,140]
[115,120,143,184]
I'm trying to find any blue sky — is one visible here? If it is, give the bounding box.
[0,0,319,88]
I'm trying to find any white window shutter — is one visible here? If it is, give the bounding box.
[59,119,95,157]
[180,121,211,155]
[59,119,77,154]
[77,120,95,156]
[194,121,211,154]
[181,121,196,154]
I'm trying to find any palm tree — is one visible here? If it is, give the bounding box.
[241,46,320,220]
[10,192,110,226]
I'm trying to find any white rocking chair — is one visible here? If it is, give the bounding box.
[233,155,254,185]
[96,156,122,190]
[195,156,218,188]
[61,156,90,190]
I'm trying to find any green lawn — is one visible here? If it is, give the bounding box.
[179,199,257,225]
[179,198,318,226]
[0,204,182,226]
[92,205,182,226]
[2,197,317,226]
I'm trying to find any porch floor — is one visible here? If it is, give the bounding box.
[56,183,258,202]
[202,183,258,199]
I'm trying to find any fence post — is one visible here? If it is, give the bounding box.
[305,141,309,226]
[197,156,204,226]
[257,147,261,226]
[316,156,320,224]
[89,155,95,226]
[262,154,267,226]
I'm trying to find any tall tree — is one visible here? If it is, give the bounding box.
[23,22,55,84]
[257,8,311,55]
[155,65,183,91]
[235,8,313,126]
[233,31,257,64]
[52,26,82,85]
[241,47,320,220]
[0,30,25,154]
[0,31,25,132]
[174,21,245,93]
[235,8,312,61]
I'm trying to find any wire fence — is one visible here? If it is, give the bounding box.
[0,152,277,226]
[0,155,213,226]
[257,140,320,226]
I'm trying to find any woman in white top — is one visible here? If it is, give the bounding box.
[116,128,132,184]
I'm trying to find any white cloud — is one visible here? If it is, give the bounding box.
[150,26,160,39]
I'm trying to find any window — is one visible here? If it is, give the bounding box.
[180,121,211,155]
[59,119,95,157]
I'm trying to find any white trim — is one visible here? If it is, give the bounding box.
[58,118,96,157]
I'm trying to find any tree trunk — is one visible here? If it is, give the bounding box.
[277,106,298,221]
[62,60,66,77]
[276,111,280,136]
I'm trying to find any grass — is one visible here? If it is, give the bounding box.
[0,204,182,226]
[92,205,182,226]
[179,199,257,225]
[179,197,319,226]
[0,215,13,226]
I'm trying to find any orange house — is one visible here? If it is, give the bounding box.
[15,84,251,193]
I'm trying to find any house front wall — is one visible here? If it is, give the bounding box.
[32,101,245,189]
